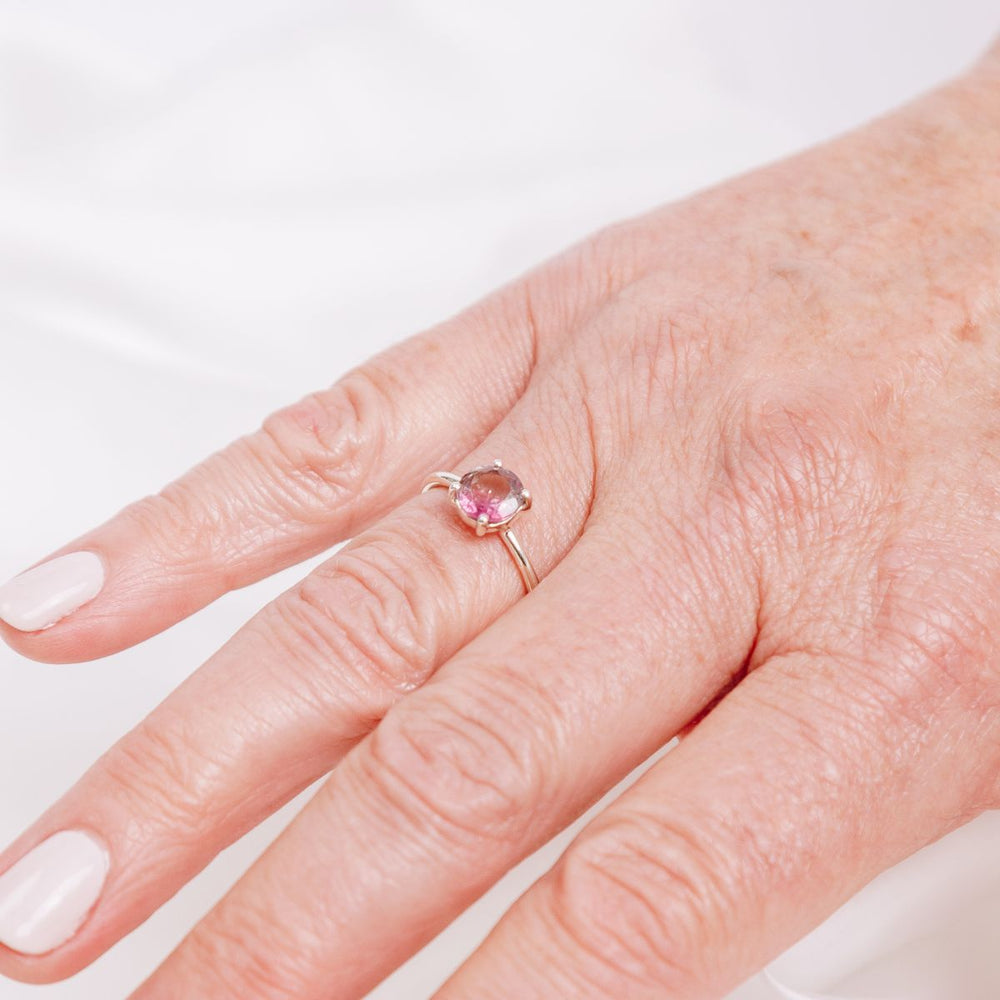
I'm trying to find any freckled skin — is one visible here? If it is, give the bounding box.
[3,41,1000,1000]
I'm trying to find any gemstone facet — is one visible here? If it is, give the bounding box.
[455,465,525,527]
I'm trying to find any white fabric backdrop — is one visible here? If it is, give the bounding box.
[1,2,998,997]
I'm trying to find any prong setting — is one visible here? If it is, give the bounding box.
[420,463,538,593]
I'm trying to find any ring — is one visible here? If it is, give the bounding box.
[421,459,538,593]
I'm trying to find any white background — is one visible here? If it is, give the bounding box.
[0,2,998,997]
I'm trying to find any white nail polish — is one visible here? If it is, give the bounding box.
[0,831,109,955]
[0,552,105,632]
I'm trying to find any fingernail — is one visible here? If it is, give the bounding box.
[0,552,105,632]
[0,830,109,955]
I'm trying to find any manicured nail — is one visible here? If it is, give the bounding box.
[0,831,109,955]
[0,552,105,632]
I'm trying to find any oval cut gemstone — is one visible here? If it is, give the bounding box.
[456,466,524,525]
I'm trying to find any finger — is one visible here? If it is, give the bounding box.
[127,509,761,1000]
[436,645,983,1000]
[0,378,594,983]
[0,290,536,662]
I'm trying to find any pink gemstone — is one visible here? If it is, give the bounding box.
[456,466,525,525]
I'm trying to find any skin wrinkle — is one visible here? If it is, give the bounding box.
[744,661,907,806]
[361,710,539,853]
[545,870,692,995]
[318,547,437,679]
[579,388,600,528]
[273,565,436,719]
[100,720,243,857]
[870,549,997,704]
[261,378,386,506]
[520,278,542,376]
[271,600,405,736]
[731,416,885,646]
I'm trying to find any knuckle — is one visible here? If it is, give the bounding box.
[571,217,662,300]
[877,605,989,711]
[828,574,1000,796]
[639,299,715,390]
[264,532,441,719]
[592,294,715,414]
[361,676,553,853]
[97,714,220,847]
[119,365,396,557]
[183,911,307,1000]
[112,367,396,564]
[874,544,999,700]
[118,485,232,575]
[726,389,876,533]
[548,812,734,993]
[256,367,393,517]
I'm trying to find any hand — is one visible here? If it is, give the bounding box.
[2,50,1000,1000]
